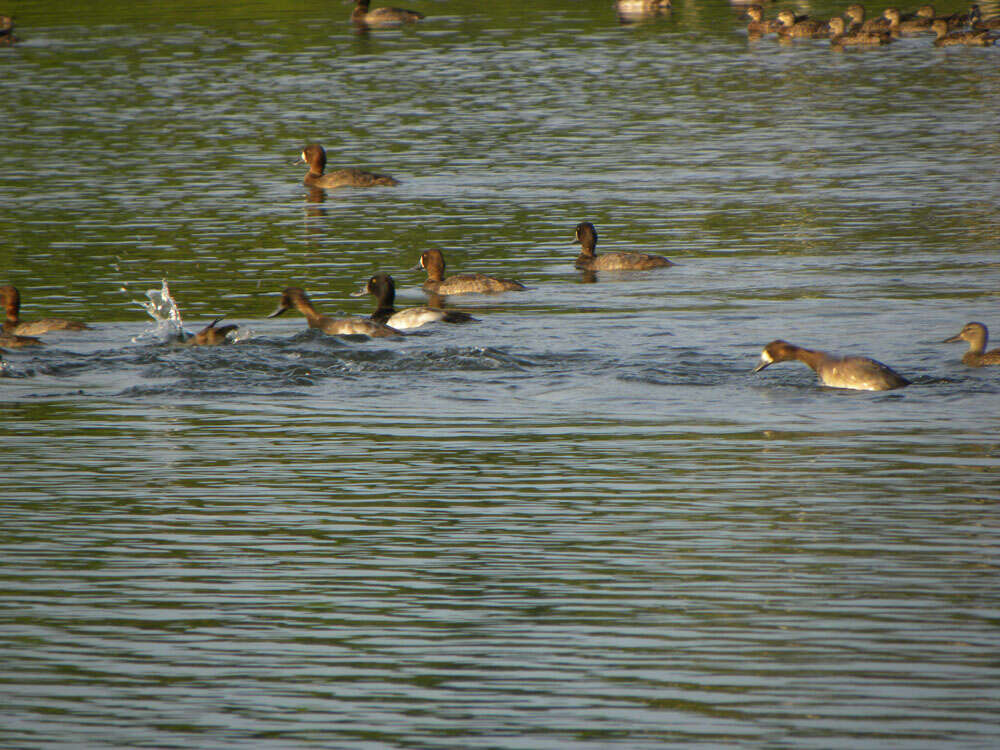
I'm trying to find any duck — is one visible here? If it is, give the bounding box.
[881,7,934,33]
[971,4,1000,29]
[351,272,477,329]
[351,0,424,28]
[0,14,18,44]
[931,17,996,44]
[574,222,673,272]
[917,4,973,28]
[417,249,526,295]
[296,144,398,189]
[745,5,782,35]
[189,317,238,346]
[268,287,401,337]
[844,4,892,32]
[615,0,671,22]
[829,16,894,46]
[753,340,910,391]
[0,285,90,336]
[0,331,42,348]
[776,10,832,38]
[942,322,1000,366]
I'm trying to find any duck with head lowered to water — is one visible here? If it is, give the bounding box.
[753,339,910,391]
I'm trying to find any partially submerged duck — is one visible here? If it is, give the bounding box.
[296,144,398,189]
[417,249,525,295]
[189,317,238,346]
[0,285,90,336]
[943,322,1000,366]
[352,272,476,329]
[753,339,910,391]
[268,287,401,337]
[351,0,424,28]
[574,222,673,272]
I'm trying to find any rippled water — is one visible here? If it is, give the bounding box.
[2,1,1000,747]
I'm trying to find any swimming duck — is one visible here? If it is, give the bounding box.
[971,4,1000,29]
[776,10,832,37]
[351,0,424,28]
[296,144,398,189]
[0,285,90,336]
[574,222,673,272]
[942,322,1000,366]
[745,5,782,35]
[189,317,238,346]
[0,14,18,44]
[917,4,973,27]
[753,340,910,391]
[268,287,401,337]
[844,4,892,32]
[417,249,526,295]
[882,7,934,33]
[931,18,996,44]
[615,0,671,22]
[829,16,894,46]
[352,272,476,329]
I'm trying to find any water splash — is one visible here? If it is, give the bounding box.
[132,280,186,344]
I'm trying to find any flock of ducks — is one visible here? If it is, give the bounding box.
[747,3,1000,47]
[3,149,999,392]
[3,6,998,391]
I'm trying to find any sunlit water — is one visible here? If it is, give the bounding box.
[2,1,999,747]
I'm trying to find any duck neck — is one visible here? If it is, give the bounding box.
[792,346,827,374]
[371,305,396,324]
[292,294,323,324]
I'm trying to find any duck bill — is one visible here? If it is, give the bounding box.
[349,285,370,298]
[752,359,772,373]
[267,304,289,318]
[941,333,963,343]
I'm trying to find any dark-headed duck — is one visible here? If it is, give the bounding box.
[753,339,910,391]
[943,322,1000,366]
[351,0,424,28]
[352,272,476,329]
[1,285,90,336]
[296,144,398,189]
[574,222,673,272]
[418,249,526,295]
[268,287,401,337]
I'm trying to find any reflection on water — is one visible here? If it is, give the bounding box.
[2,1,999,748]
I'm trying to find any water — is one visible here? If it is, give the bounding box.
[2,1,1000,747]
